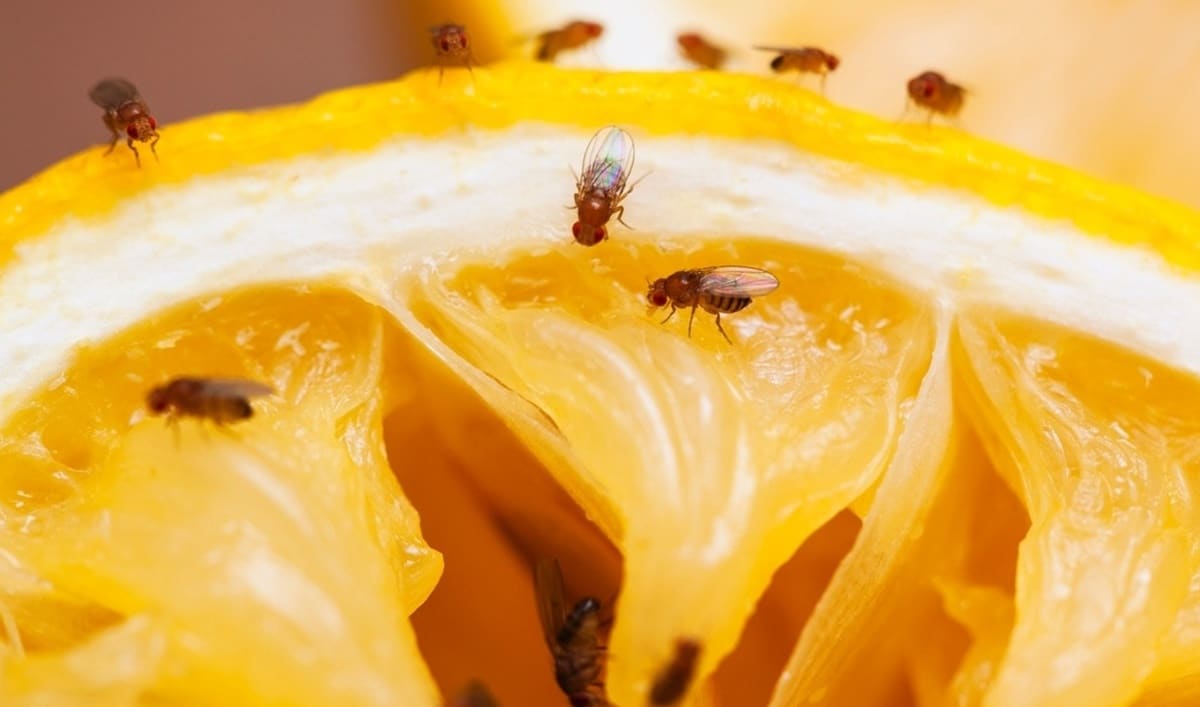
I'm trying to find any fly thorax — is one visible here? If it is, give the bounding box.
[117,102,146,123]
[667,273,698,305]
[582,191,612,222]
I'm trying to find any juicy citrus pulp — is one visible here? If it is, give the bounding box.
[1,61,1199,707]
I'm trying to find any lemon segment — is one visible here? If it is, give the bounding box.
[955,312,1200,707]
[401,239,941,703]
[766,311,953,706]
[0,289,441,706]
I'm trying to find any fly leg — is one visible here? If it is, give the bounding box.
[615,174,650,228]
[687,304,699,337]
[613,205,633,229]
[125,137,142,167]
[713,313,732,344]
[660,305,677,324]
[150,134,160,163]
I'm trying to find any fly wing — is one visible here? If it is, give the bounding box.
[196,378,275,399]
[533,558,568,650]
[89,78,140,110]
[697,266,781,297]
[578,126,635,195]
[751,45,800,53]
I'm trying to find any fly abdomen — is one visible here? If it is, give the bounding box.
[558,597,601,645]
[703,294,752,314]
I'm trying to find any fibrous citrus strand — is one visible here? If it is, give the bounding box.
[899,440,1029,707]
[0,288,441,706]
[768,310,955,706]
[405,238,938,705]
[936,581,1017,706]
[955,311,1200,707]
[699,507,859,704]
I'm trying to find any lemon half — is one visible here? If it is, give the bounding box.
[1,62,1199,707]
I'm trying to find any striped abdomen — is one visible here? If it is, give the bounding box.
[554,597,605,695]
[701,294,752,314]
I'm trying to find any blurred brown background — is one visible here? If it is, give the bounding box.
[2,0,1198,210]
[0,1,430,191]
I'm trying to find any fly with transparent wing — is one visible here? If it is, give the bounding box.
[646,265,781,343]
[571,126,640,246]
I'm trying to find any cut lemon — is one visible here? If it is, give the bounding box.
[1,61,1199,707]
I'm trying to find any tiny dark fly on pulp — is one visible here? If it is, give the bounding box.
[534,558,609,706]
[146,376,274,426]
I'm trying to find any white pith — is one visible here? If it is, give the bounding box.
[2,123,1198,414]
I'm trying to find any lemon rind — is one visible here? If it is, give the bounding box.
[1,61,1197,272]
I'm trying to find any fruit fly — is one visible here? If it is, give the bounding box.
[430,23,474,83]
[677,33,727,70]
[89,78,159,166]
[649,639,702,705]
[906,70,966,122]
[572,126,639,246]
[754,46,840,93]
[447,680,499,707]
[146,376,274,425]
[534,20,604,62]
[647,266,781,343]
[534,559,608,706]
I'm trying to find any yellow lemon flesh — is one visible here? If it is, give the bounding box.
[1,62,1200,707]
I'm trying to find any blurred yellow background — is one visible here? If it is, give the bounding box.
[2,0,1197,209]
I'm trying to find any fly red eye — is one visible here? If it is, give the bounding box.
[923,83,936,98]
[650,291,668,306]
[594,227,606,242]
[440,39,451,51]
[126,124,139,138]
[572,222,582,238]
[149,116,157,129]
